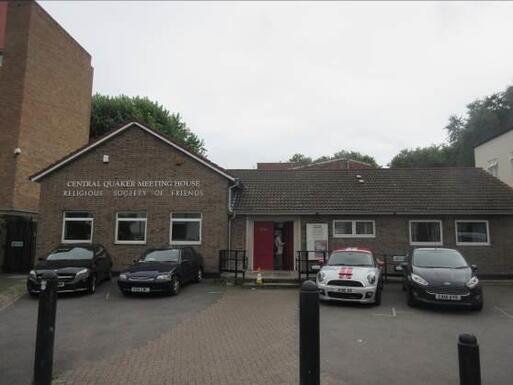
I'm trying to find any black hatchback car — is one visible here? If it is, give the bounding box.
[117,247,203,296]
[27,244,112,296]
[401,248,483,311]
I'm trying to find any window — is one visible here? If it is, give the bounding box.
[170,213,202,245]
[455,220,490,246]
[409,220,443,245]
[62,212,93,243]
[487,159,498,177]
[333,220,375,238]
[115,212,147,244]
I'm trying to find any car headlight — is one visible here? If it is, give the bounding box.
[76,268,89,279]
[317,271,326,283]
[410,273,428,286]
[156,273,172,281]
[466,276,479,289]
[29,270,36,279]
[119,273,128,280]
[367,273,377,285]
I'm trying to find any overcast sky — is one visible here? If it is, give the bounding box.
[41,1,513,168]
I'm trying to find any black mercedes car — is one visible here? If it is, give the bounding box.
[401,248,483,311]
[27,244,112,296]
[117,247,203,296]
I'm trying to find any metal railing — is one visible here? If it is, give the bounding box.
[219,250,247,284]
[296,250,327,282]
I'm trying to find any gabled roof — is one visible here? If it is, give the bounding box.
[474,127,513,148]
[228,167,513,215]
[30,122,235,182]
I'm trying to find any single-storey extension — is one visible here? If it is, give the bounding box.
[30,122,513,276]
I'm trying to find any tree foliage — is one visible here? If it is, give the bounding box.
[90,94,206,155]
[390,85,513,168]
[288,150,379,167]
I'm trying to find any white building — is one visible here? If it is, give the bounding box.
[474,128,513,187]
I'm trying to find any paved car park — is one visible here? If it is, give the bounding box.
[0,280,513,385]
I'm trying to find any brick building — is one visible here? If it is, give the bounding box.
[0,1,93,271]
[257,158,373,170]
[31,122,513,276]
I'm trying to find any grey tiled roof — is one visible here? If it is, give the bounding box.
[228,168,513,214]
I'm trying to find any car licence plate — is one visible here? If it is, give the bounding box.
[435,294,461,301]
[337,288,353,293]
[131,287,150,293]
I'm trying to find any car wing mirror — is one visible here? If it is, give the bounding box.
[471,264,478,272]
[376,259,384,267]
[400,262,408,269]
[38,257,44,261]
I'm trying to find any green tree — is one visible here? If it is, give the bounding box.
[289,150,379,167]
[90,94,206,155]
[288,153,312,165]
[390,84,513,167]
[328,150,378,167]
[389,145,456,168]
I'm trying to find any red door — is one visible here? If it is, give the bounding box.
[282,222,294,270]
[253,222,274,270]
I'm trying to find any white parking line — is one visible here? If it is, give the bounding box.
[392,307,397,317]
[208,291,223,294]
[495,306,513,319]
[105,291,110,300]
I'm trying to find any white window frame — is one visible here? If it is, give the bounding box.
[61,212,94,244]
[455,220,490,246]
[409,220,443,246]
[169,213,202,245]
[115,212,147,245]
[333,220,376,238]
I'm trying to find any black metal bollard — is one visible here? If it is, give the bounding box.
[458,334,481,385]
[299,280,320,385]
[33,271,58,385]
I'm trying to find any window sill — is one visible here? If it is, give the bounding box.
[62,239,92,244]
[114,241,147,245]
[456,242,490,247]
[170,241,202,246]
[333,234,376,238]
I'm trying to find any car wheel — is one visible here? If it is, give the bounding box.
[194,268,203,283]
[402,281,407,292]
[374,288,382,306]
[169,275,181,296]
[88,274,97,294]
[407,290,417,307]
[106,271,112,281]
[472,301,483,312]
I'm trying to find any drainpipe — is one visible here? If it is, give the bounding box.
[227,178,240,251]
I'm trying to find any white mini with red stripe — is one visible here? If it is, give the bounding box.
[316,247,383,305]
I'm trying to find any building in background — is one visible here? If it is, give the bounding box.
[474,128,513,188]
[257,158,373,171]
[0,1,93,272]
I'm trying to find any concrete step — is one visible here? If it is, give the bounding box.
[242,281,300,289]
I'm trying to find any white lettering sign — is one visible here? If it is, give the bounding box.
[62,179,204,199]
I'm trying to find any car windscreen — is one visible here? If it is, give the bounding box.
[142,249,180,263]
[327,251,374,267]
[47,247,93,260]
[412,249,468,268]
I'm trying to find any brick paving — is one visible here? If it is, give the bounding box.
[55,288,344,385]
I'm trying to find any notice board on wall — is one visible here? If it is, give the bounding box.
[306,223,328,260]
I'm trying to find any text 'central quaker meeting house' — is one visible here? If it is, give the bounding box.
[31,122,513,276]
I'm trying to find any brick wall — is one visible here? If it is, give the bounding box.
[230,214,513,275]
[36,126,232,273]
[0,1,92,213]
[299,215,513,275]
